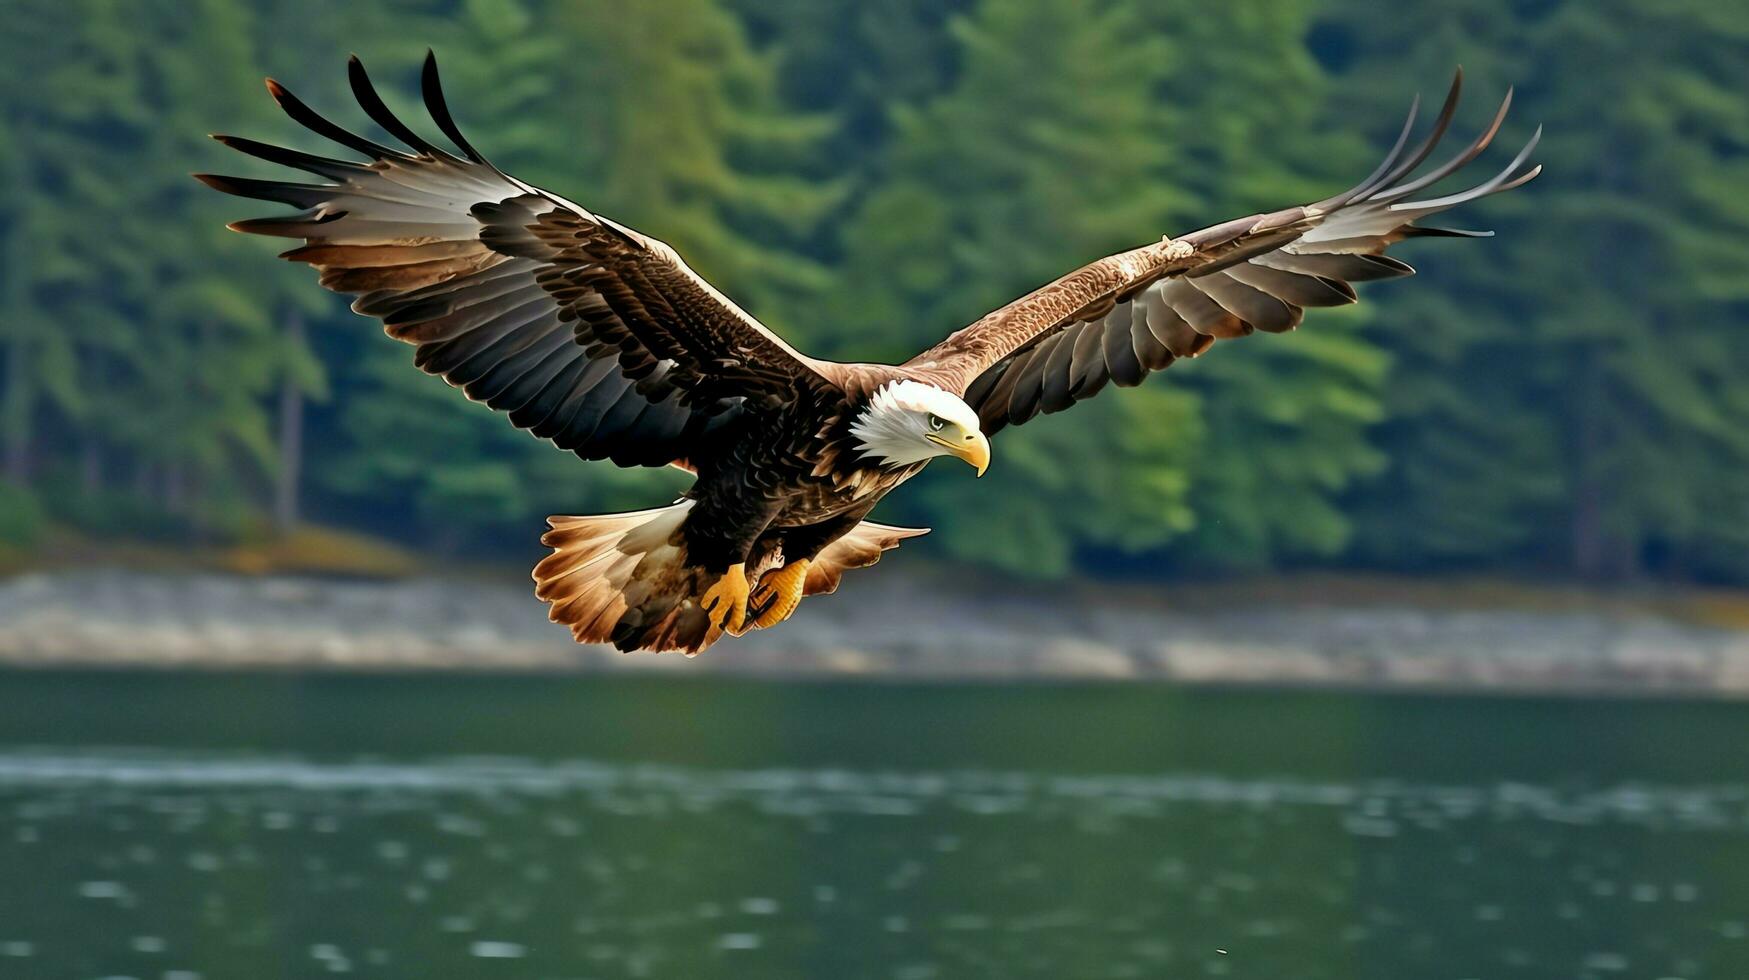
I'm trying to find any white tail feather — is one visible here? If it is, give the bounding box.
[533,500,724,655]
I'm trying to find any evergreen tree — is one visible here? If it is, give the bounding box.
[729,0,973,265]
[3,0,1743,586]
[1325,0,1749,580]
[278,3,627,547]
[302,0,839,549]
[828,0,1385,574]
[1132,0,1388,569]
[0,0,89,487]
[825,0,1197,575]
[2,0,314,536]
[540,0,839,335]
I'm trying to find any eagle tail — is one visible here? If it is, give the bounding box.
[803,521,929,597]
[533,500,726,655]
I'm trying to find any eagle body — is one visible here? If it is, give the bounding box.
[202,54,1540,654]
[670,369,922,565]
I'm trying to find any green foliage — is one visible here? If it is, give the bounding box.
[0,482,44,547]
[1132,0,1390,569]
[1324,0,1749,580]
[831,0,1384,572]
[1,0,324,530]
[296,0,834,543]
[826,0,1196,574]
[1,0,1742,583]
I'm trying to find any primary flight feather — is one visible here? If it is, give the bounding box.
[200,53,1540,654]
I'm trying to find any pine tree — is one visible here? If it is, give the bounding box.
[2,0,313,536]
[828,0,1384,575]
[1327,0,1749,580]
[537,0,839,335]
[823,0,1196,575]
[8,0,1742,585]
[728,0,973,266]
[301,0,839,548]
[1132,0,1388,569]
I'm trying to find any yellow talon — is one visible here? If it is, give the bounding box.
[748,559,811,631]
[701,562,749,635]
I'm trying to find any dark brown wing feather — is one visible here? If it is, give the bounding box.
[199,52,836,468]
[910,70,1542,435]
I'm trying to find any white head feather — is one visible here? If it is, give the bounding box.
[849,380,984,468]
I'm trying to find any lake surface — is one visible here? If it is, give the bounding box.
[0,671,1745,979]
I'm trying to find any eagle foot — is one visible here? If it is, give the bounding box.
[747,559,811,631]
[702,563,749,636]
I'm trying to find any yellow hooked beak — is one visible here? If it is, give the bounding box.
[928,428,991,477]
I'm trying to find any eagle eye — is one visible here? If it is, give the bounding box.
[927,413,946,432]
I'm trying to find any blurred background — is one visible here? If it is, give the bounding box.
[2,0,1747,978]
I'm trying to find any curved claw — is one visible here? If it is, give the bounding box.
[748,559,811,631]
[701,563,749,636]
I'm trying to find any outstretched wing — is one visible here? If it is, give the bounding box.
[906,71,1541,435]
[199,53,835,469]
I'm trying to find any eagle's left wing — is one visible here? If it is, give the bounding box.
[905,71,1540,435]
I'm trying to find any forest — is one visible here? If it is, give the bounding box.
[2,0,1745,583]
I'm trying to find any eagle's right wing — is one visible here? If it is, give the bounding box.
[199,52,835,470]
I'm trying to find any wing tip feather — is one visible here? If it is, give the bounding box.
[420,49,489,165]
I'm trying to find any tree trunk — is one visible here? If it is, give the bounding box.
[164,463,185,513]
[1570,348,1606,579]
[0,422,26,485]
[1,339,31,484]
[81,441,103,496]
[274,311,305,533]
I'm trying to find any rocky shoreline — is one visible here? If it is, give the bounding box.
[3,569,1748,696]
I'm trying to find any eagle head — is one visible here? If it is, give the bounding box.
[849,380,990,476]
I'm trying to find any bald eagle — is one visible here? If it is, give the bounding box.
[200,54,1539,654]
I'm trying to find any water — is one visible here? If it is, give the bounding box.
[0,672,1745,979]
